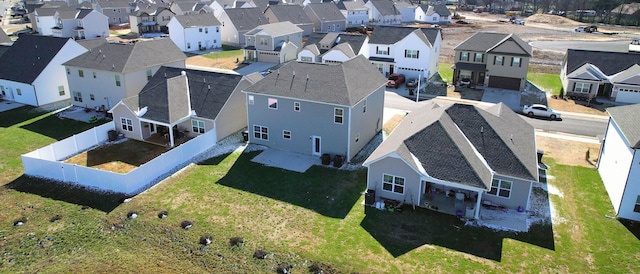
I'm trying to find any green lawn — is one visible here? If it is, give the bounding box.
[438,62,453,83]
[1,107,639,272]
[202,49,243,59]
[528,72,563,95]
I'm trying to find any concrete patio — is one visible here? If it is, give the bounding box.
[251,148,322,173]
[0,100,24,112]
[57,106,107,123]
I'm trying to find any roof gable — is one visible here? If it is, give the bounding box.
[565,49,640,75]
[369,25,439,46]
[611,64,640,84]
[265,5,312,24]
[223,8,269,31]
[0,28,11,44]
[368,0,399,16]
[0,35,74,84]
[607,104,640,149]
[306,2,346,21]
[455,32,532,57]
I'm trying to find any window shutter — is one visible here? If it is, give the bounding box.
[387,47,389,55]
[519,58,522,67]
[376,46,378,54]
[416,51,419,58]
[404,49,407,58]
[572,82,576,92]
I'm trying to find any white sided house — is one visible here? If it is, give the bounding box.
[367,25,442,80]
[168,13,222,52]
[243,21,303,64]
[109,66,258,147]
[363,102,539,220]
[0,36,88,107]
[365,0,401,26]
[52,8,109,39]
[297,32,368,64]
[415,4,451,24]
[217,7,268,47]
[336,0,370,28]
[597,104,640,221]
[243,55,387,162]
[63,38,187,110]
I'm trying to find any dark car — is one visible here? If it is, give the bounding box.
[405,78,418,88]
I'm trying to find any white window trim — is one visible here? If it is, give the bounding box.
[334,107,344,124]
[487,179,512,198]
[283,130,291,140]
[253,125,268,140]
[120,117,133,132]
[294,102,300,112]
[574,82,591,93]
[192,119,205,134]
[248,95,254,105]
[382,173,405,194]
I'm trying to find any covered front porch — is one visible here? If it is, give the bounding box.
[452,63,487,87]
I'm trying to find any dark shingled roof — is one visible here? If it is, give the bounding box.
[223,8,269,32]
[75,38,108,50]
[367,0,400,16]
[607,104,640,149]
[305,2,346,22]
[432,4,451,16]
[303,32,366,54]
[244,55,386,106]
[565,49,640,76]
[455,32,532,57]
[265,5,312,24]
[174,13,221,27]
[365,102,538,188]
[0,35,72,84]
[336,0,367,11]
[125,66,245,123]
[369,25,440,46]
[63,38,186,73]
[0,28,12,44]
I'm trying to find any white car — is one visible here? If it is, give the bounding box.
[513,19,525,25]
[575,26,586,32]
[523,104,561,120]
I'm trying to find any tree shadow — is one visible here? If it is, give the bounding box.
[210,151,366,219]
[0,105,47,128]
[618,218,640,241]
[20,113,108,141]
[3,175,128,212]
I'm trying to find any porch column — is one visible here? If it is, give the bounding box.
[169,130,175,147]
[475,191,483,219]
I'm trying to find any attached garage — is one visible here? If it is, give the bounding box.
[488,76,522,90]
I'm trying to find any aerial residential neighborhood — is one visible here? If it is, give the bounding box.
[0,0,639,272]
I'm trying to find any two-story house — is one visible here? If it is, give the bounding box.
[304,2,347,33]
[129,4,175,35]
[560,49,640,104]
[365,0,401,26]
[453,32,532,91]
[168,13,222,52]
[393,0,415,23]
[33,7,60,35]
[170,1,211,15]
[297,32,368,64]
[263,4,314,37]
[368,26,442,80]
[243,21,303,64]
[243,55,387,162]
[63,38,187,110]
[52,9,109,39]
[0,35,88,107]
[93,0,132,25]
[217,7,268,47]
[336,0,369,28]
[415,4,451,24]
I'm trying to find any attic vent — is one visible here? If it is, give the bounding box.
[208,84,211,90]
[35,44,38,49]
[99,49,102,53]
[112,64,115,70]
[103,54,106,59]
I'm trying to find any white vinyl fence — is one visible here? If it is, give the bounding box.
[21,122,216,195]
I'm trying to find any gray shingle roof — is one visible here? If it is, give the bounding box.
[97,0,132,8]
[306,2,346,22]
[265,5,313,24]
[0,28,11,44]
[432,4,450,16]
[244,55,386,106]
[223,8,269,32]
[63,38,186,74]
[365,102,537,188]
[336,0,367,10]
[0,35,73,84]
[126,66,245,123]
[565,49,640,76]
[369,25,439,46]
[304,32,366,54]
[76,38,109,50]
[76,8,94,19]
[174,13,221,27]
[35,7,59,16]
[393,1,413,9]
[454,32,532,57]
[246,21,303,37]
[607,104,640,149]
[368,0,399,16]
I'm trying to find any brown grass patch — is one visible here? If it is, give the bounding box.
[63,140,168,173]
[536,135,600,167]
[547,97,610,116]
[383,114,405,134]
[186,55,243,70]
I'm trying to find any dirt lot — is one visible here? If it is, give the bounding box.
[536,135,600,167]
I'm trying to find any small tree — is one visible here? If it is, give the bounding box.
[558,87,565,99]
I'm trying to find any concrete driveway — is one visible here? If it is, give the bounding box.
[481,88,522,111]
[234,62,277,75]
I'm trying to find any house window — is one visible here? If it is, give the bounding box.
[115,75,121,87]
[382,174,404,194]
[494,56,504,65]
[199,28,202,32]
[248,95,254,105]
[376,46,389,55]
[58,86,65,96]
[573,82,591,93]
[294,102,300,112]
[363,99,367,113]
[187,42,191,49]
[373,63,383,73]
[260,38,268,46]
[120,118,133,132]
[405,49,419,59]
[216,27,219,32]
[474,53,484,62]
[283,130,291,140]
[90,94,95,100]
[146,69,152,80]
[73,91,82,102]
[162,16,170,21]
[66,68,70,75]
[511,57,522,67]
[253,125,268,140]
[460,52,469,61]
[16,88,21,96]
[334,108,343,124]
[93,72,97,78]
[205,27,208,33]
[488,179,512,198]
[300,56,313,62]
[79,70,84,77]
[192,119,205,133]
[268,98,278,109]
[634,195,640,213]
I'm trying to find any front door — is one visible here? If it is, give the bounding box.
[149,123,156,134]
[478,72,485,84]
[312,136,321,156]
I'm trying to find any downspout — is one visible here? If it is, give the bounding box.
[32,84,39,106]
[475,191,483,219]
[346,105,351,161]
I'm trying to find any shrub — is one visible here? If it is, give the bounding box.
[180,220,193,229]
[199,234,213,245]
[158,211,168,219]
[50,215,62,222]
[229,237,244,247]
[252,249,267,259]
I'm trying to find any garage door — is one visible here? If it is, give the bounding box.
[488,76,521,90]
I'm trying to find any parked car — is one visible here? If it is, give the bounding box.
[575,26,586,32]
[386,73,405,89]
[512,19,525,25]
[405,78,418,88]
[523,104,561,120]
[459,78,471,86]
[575,25,597,33]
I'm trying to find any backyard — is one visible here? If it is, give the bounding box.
[0,106,639,272]
[63,140,171,173]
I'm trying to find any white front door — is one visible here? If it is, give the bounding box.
[312,136,321,156]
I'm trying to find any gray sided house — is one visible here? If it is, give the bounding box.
[363,102,539,219]
[217,7,269,47]
[264,5,314,36]
[560,49,640,104]
[109,66,258,147]
[93,0,133,25]
[304,2,347,33]
[243,55,387,161]
[453,32,532,91]
[244,21,303,64]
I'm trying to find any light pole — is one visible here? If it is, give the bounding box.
[416,68,423,102]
